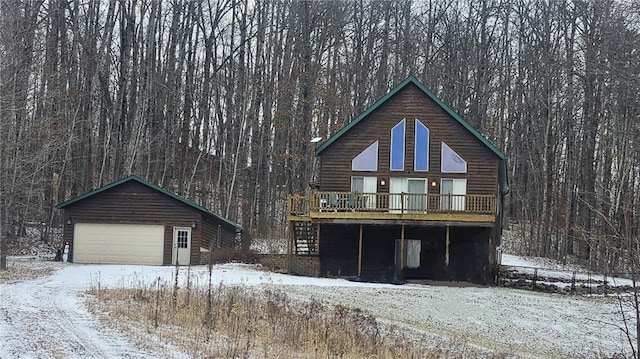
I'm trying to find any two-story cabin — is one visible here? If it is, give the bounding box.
[287,76,508,284]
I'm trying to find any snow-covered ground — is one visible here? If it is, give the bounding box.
[502,253,635,289]
[0,256,636,358]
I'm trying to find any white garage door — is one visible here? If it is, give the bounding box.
[73,223,165,265]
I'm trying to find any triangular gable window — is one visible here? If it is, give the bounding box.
[351,140,379,171]
[441,142,467,173]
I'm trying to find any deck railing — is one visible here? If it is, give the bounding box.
[288,192,497,217]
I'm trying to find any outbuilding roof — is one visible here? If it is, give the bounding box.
[56,175,242,230]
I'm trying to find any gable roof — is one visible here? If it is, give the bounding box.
[56,175,242,230]
[316,76,506,161]
[316,75,509,194]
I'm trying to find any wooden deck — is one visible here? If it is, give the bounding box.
[288,192,497,225]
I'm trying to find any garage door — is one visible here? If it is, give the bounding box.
[73,223,165,265]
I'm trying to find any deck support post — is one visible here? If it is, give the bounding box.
[445,225,450,266]
[357,224,363,277]
[399,224,405,276]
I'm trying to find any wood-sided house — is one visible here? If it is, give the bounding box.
[57,175,242,265]
[287,76,509,283]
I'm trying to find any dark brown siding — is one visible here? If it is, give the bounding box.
[319,83,500,195]
[201,214,238,250]
[201,219,216,250]
[62,181,205,265]
[163,226,173,264]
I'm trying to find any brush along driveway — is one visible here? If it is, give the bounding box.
[0,260,633,358]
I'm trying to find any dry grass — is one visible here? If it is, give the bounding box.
[0,260,56,284]
[86,270,511,359]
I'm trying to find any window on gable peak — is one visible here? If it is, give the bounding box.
[414,119,429,171]
[390,119,406,171]
[441,142,467,173]
[351,140,378,171]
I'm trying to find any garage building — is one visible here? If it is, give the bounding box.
[57,175,241,265]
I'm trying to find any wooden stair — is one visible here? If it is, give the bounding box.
[293,221,318,255]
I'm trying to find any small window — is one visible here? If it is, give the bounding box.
[414,119,429,171]
[177,230,189,248]
[390,119,406,171]
[351,141,378,171]
[441,142,467,173]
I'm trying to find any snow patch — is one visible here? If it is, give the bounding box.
[0,257,635,358]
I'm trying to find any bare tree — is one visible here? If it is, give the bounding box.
[0,0,638,268]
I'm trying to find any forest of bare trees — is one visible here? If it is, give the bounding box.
[0,0,638,273]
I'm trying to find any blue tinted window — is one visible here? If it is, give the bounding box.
[390,119,405,171]
[414,119,429,171]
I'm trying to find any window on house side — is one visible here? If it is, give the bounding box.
[414,119,429,171]
[390,119,406,171]
[440,178,467,211]
[351,177,364,193]
[351,176,377,193]
[351,176,377,209]
[351,140,379,171]
[441,142,467,173]
[176,230,189,248]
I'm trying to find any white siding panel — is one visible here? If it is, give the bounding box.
[73,223,164,265]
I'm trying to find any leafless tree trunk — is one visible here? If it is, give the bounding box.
[0,138,5,270]
[0,0,638,270]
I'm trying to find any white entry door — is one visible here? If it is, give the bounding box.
[389,178,427,213]
[172,227,191,265]
[389,177,406,213]
[407,179,427,212]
